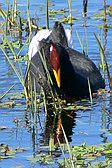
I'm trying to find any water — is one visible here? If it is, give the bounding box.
[0,0,112,167]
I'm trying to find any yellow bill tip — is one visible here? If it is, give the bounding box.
[53,68,61,88]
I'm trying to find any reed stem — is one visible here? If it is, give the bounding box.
[27,0,32,35]
[46,0,49,29]
[83,0,88,17]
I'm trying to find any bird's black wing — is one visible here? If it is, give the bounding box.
[66,47,105,90]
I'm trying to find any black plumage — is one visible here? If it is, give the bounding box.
[53,44,105,98]
[25,22,105,99]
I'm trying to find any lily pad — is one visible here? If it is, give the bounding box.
[0,144,26,161]
[28,154,54,164]
[0,101,15,108]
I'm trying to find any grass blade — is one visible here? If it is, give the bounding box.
[46,0,49,29]
[0,46,28,100]
[0,84,15,100]
[61,124,74,168]
[94,33,111,87]
[76,31,85,55]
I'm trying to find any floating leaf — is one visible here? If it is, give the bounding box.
[91,10,105,20]
[0,144,15,158]
[28,154,54,164]
[15,147,26,153]
[27,157,40,163]
[108,6,112,16]
[63,105,91,111]
[76,105,91,111]
[0,126,8,130]
[49,9,68,15]
[9,95,23,100]
[0,144,26,161]
[0,101,15,108]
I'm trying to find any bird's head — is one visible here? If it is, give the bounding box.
[49,22,68,48]
[50,42,61,88]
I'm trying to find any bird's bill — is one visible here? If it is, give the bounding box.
[53,68,61,88]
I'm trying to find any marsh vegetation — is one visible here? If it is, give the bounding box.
[0,0,112,167]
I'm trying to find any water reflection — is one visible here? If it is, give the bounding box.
[43,110,76,145]
[110,90,112,113]
[0,0,112,167]
[103,28,108,54]
[101,95,112,143]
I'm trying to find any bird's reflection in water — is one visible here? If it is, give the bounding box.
[43,110,76,145]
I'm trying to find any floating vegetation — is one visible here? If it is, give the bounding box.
[108,5,112,16]
[8,92,24,100]
[0,0,112,168]
[63,105,92,111]
[27,143,112,167]
[28,154,54,164]
[54,15,80,25]
[0,101,15,108]
[0,144,16,160]
[91,11,105,21]
[49,8,68,15]
[0,92,24,108]
[0,144,26,160]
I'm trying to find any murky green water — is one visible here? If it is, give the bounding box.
[0,0,112,167]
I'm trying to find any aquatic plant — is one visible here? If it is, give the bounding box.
[0,1,111,167]
[27,141,112,167]
[94,33,112,88]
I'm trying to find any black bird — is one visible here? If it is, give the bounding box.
[25,22,105,99]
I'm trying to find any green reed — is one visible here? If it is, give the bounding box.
[67,0,72,25]
[25,47,63,114]
[14,0,17,18]
[57,137,70,167]
[37,50,63,113]
[0,36,29,101]
[76,31,92,105]
[0,84,15,101]
[94,34,105,75]
[46,0,49,29]
[94,33,112,88]
[27,0,32,35]
[12,0,17,22]
[84,27,88,56]
[0,1,112,167]
[76,30,88,56]
[0,3,22,36]
[61,124,74,168]
[76,31,85,55]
